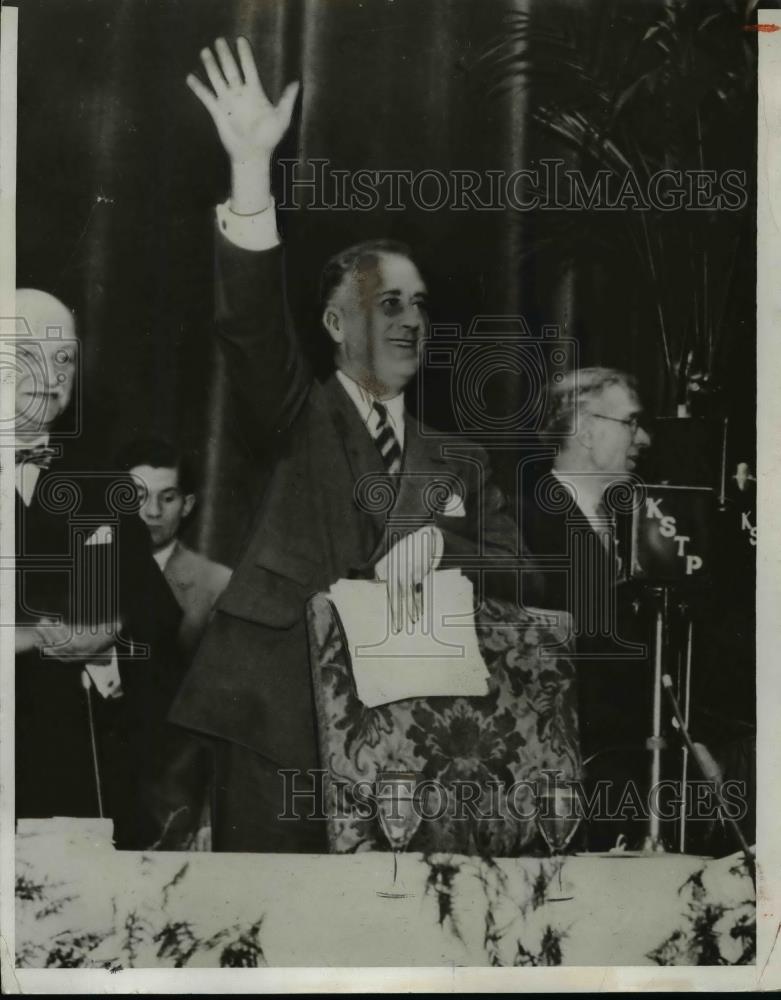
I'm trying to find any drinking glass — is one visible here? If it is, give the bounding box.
[375,770,422,898]
[534,781,582,901]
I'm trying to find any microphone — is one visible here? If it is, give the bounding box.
[661,674,754,883]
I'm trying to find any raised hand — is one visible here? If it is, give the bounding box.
[187,37,299,213]
[188,37,299,164]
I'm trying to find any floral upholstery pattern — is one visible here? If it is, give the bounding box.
[306,595,581,856]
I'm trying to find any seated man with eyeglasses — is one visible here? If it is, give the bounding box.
[520,368,653,848]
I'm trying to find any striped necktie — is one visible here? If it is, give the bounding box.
[369,401,403,475]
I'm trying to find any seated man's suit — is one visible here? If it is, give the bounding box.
[520,463,650,757]
[521,461,651,849]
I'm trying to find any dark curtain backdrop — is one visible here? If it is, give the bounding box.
[15,0,756,566]
[16,0,537,564]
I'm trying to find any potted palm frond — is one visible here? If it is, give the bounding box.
[480,0,757,418]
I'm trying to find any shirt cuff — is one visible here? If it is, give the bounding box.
[216,198,280,252]
[84,648,123,700]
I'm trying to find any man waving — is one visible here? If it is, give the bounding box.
[171,38,536,852]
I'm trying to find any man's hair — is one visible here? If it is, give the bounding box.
[115,437,196,494]
[319,238,418,310]
[543,367,639,436]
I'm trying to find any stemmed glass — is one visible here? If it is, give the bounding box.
[534,779,582,901]
[375,770,422,899]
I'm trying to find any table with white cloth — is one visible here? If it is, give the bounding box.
[14,822,755,968]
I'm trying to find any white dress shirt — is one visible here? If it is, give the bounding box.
[153,539,177,573]
[551,470,622,576]
[335,370,406,451]
[216,198,280,252]
[551,471,609,535]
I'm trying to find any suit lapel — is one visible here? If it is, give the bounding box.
[320,375,389,540]
[391,418,451,522]
[325,380,449,520]
[557,478,619,580]
[318,378,456,568]
[322,374,386,482]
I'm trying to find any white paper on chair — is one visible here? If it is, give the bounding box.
[327,569,489,708]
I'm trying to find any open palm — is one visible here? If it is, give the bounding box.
[188,37,299,163]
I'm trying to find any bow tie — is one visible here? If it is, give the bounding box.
[15,444,57,470]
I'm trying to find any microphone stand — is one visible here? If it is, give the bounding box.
[676,608,694,853]
[661,674,755,886]
[642,585,669,852]
[81,670,105,819]
[638,586,699,853]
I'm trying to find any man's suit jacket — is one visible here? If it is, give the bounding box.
[170,237,538,769]
[520,464,650,756]
[163,541,232,657]
[15,456,184,843]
